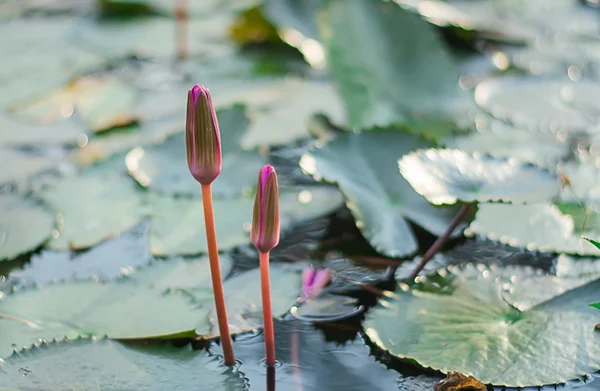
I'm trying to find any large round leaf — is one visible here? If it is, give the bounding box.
[0,277,208,358]
[148,186,343,256]
[300,130,466,257]
[213,319,401,391]
[475,77,600,132]
[365,265,600,387]
[319,0,469,129]
[0,149,59,185]
[125,105,265,197]
[0,195,54,262]
[0,115,82,147]
[0,338,247,391]
[36,173,145,251]
[399,149,559,205]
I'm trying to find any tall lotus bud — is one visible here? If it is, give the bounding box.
[251,165,280,253]
[301,267,332,299]
[185,84,222,184]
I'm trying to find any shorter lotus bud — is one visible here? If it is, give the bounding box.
[301,267,332,299]
[251,165,280,253]
[185,84,222,184]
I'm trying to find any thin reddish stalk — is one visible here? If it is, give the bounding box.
[406,203,473,282]
[201,183,235,365]
[175,0,188,60]
[260,251,276,366]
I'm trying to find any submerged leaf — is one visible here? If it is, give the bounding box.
[399,149,559,205]
[0,338,247,391]
[0,195,54,262]
[301,130,467,257]
[365,265,600,387]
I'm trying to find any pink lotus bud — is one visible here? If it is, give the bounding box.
[185,84,222,184]
[301,267,332,299]
[251,165,280,253]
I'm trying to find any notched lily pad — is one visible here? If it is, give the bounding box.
[301,131,469,257]
[399,149,559,205]
[148,186,343,256]
[125,105,265,197]
[0,338,247,391]
[0,194,54,262]
[365,265,600,387]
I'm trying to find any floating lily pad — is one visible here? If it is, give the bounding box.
[0,115,82,147]
[0,276,209,358]
[441,123,568,166]
[0,149,59,185]
[213,263,303,334]
[126,106,265,197]
[319,0,468,129]
[300,130,466,257]
[36,173,145,251]
[399,149,559,205]
[0,338,247,391]
[213,319,400,391]
[9,76,138,133]
[466,203,600,255]
[364,265,600,387]
[475,77,600,132]
[148,186,343,256]
[290,294,363,322]
[0,195,54,262]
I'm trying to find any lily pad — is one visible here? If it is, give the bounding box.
[398,149,559,205]
[214,319,400,391]
[0,115,82,147]
[126,105,266,197]
[36,173,145,251]
[9,76,138,133]
[441,123,568,166]
[0,195,54,262]
[319,0,468,129]
[148,186,343,256]
[300,130,466,258]
[474,77,600,132]
[0,338,247,391]
[364,265,600,387]
[290,294,363,322]
[0,149,60,185]
[0,276,210,359]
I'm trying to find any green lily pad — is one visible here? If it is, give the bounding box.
[0,277,208,359]
[441,122,568,166]
[126,106,266,197]
[290,294,363,322]
[0,195,54,262]
[0,149,59,185]
[0,338,247,391]
[9,76,138,133]
[213,263,303,334]
[0,115,83,147]
[148,186,343,256]
[399,148,559,205]
[364,265,600,387]
[36,173,145,251]
[300,130,467,257]
[319,0,468,129]
[475,77,600,132]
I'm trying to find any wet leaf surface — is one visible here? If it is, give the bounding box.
[301,130,467,257]
[0,195,54,262]
[399,149,559,205]
[365,265,600,387]
[290,294,363,322]
[0,338,247,391]
[212,319,401,391]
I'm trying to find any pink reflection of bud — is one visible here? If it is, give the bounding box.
[185,84,222,184]
[251,165,280,253]
[301,267,332,299]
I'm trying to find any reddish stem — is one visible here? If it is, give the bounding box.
[406,203,473,282]
[175,0,188,60]
[260,251,276,366]
[201,183,235,366]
